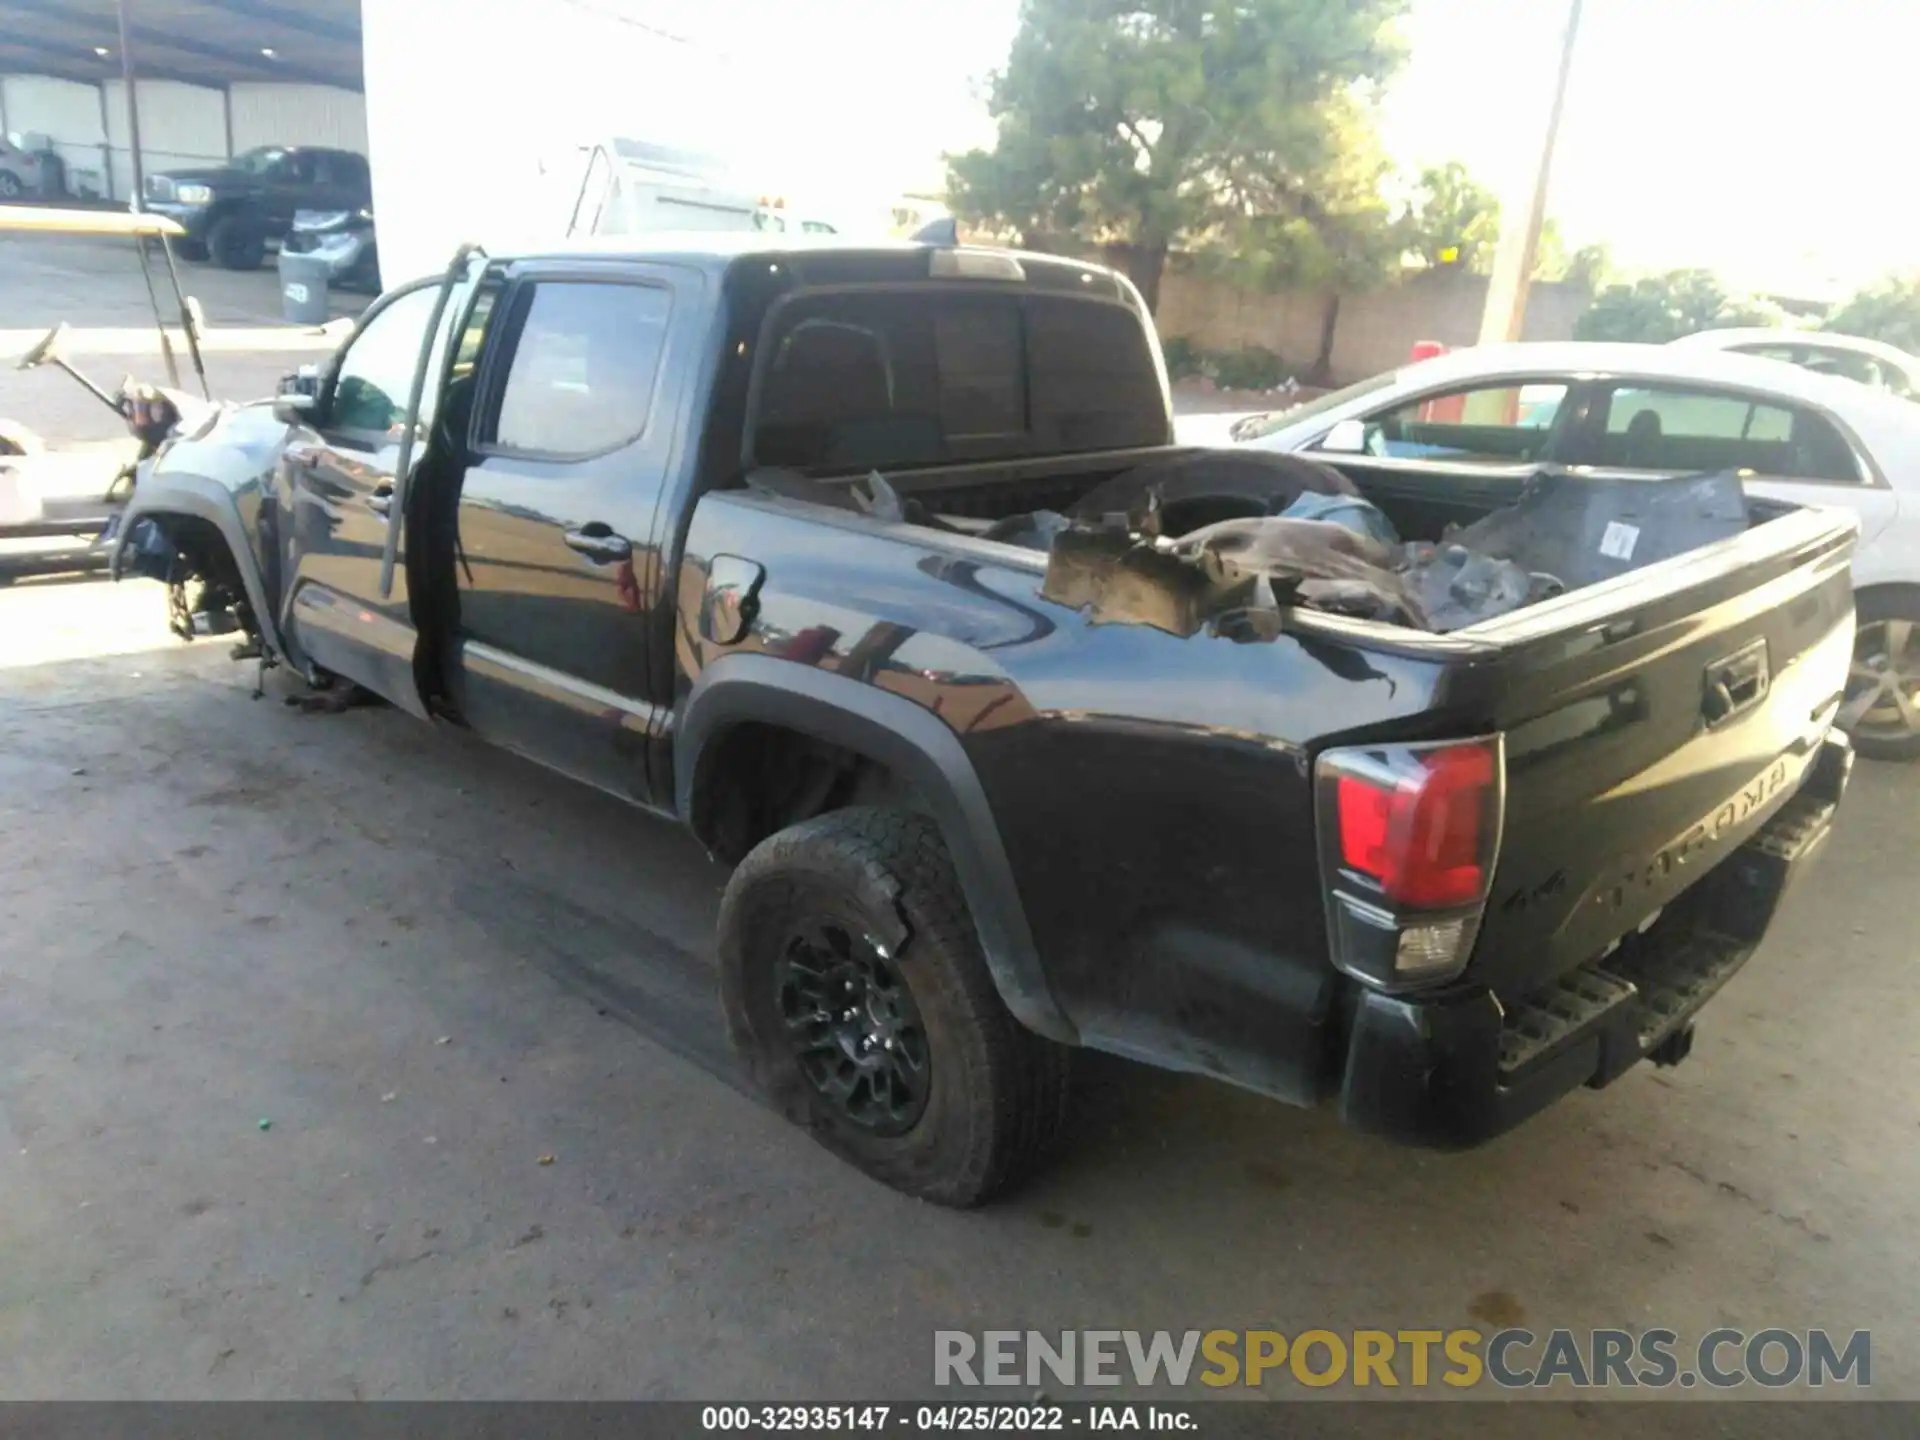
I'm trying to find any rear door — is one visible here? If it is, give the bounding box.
[447,262,699,806]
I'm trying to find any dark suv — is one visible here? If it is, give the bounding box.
[143,145,371,270]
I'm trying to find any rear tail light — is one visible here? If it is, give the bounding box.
[1316,735,1505,991]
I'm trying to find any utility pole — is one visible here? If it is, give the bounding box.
[1478,0,1583,345]
[116,0,147,208]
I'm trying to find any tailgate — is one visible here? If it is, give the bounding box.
[1451,503,1856,998]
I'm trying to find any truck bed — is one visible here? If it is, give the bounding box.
[731,450,1857,1013]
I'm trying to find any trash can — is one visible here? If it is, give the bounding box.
[277,250,332,325]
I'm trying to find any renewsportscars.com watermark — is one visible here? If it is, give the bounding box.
[934,1328,1872,1391]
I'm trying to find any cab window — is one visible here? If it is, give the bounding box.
[1340,381,1568,463]
[1590,385,1861,482]
[327,285,441,436]
[1796,348,1885,388]
[751,291,1165,471]
[486,280,673,457]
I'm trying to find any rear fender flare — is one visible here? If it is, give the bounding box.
[111,473,286,659]
[675,653,1076,1044]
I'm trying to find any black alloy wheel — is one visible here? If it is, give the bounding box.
[776,917,930,1136]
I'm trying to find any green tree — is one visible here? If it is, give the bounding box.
[1402,161,1501,272]
[1553,241,1613,290]
[1196,93,1406,380]
[1826,276,1920,353]
[1573,269,1771,343]
[946,0,1408,312]
[1402,162,1586,283]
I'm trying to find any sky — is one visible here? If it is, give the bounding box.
[1377,0,1920,299]
[589,0,1920,298]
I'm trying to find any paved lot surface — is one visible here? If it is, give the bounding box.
[0,581,1916,1413]
[1,239,1915,1422]
[1,233,352,448]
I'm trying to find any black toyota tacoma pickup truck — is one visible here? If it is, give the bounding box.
[113,236,1856,1205]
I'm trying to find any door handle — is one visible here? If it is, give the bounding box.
[564,525,633,563]
[367,485,392,516]
[1702,639,1770,729]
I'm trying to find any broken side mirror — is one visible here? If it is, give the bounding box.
[274,364,320,425]
[1319,418,1369,454]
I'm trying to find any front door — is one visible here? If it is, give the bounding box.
[278,280,448,714]
[449,265,695,805]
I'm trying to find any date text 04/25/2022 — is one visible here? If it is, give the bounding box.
[700,1406,1193,1431]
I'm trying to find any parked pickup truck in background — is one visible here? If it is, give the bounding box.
[144,145,373,270]
[112,235,1856,1205]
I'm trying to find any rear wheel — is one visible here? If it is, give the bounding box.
[207,215,264,270]
[718,807,1071,1206]
[1840,588,1920,761]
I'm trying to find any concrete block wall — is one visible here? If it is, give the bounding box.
[1155,268,1595,384]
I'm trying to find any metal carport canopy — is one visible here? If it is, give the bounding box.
[0,0,362,92]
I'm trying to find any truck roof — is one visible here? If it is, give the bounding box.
[497,233,1137,297]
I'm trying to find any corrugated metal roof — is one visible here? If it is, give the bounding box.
[0,0,362,92]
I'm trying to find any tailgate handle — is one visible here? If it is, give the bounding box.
[1703,640,1770,729]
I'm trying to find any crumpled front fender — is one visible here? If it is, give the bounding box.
[110,403,291,659]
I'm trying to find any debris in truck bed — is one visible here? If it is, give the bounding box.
[1403,542,1563,632]
[1279,490,1400,547]
[1037,468,1750,637]
[981,509,1073,550]
[1040,512,1426,636]
[1434,469,1749,592]
[1069,450,1358,529]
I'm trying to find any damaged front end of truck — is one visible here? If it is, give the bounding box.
[110,399,294,674]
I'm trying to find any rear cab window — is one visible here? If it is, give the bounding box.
[748,288,1166,472]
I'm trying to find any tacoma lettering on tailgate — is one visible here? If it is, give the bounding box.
[1598,756,1795,913]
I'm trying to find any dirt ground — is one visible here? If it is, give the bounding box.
[0,233,1915,1418]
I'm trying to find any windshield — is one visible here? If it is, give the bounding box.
[230,146,290,174]
[1235,371,1400,439]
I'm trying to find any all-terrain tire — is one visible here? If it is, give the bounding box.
[718,807,1071,1206]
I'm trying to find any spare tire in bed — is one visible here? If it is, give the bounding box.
[1069,450,1358,535]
